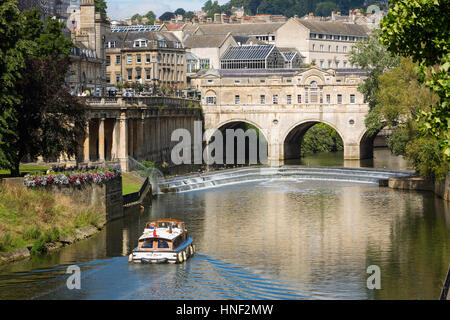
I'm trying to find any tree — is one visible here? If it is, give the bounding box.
[184,11,195,20]
[159,12,175,21]
[131,14,142,22]
[94,0,107,14]
[348,29,400,110]
[368,57,447,179]
[380,0,450,159]
[1,8,88,176]
[144,11,156,25]
[315,1,339,16]
[174,8,186,16]
[0,0,25,174]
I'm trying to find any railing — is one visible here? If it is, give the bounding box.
[85,96,200,108]
[123,177,150,206]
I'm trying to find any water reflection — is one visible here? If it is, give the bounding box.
[0,178,448,300]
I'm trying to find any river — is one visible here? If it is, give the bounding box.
[0,149,448,300]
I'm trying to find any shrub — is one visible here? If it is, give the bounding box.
[0,233,12,251]
[23,227,41,241]
[30,237,47,255]
[75,209,101,228]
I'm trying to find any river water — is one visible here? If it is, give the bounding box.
[0,149,449,300]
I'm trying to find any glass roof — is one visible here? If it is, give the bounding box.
[111,25,161,33]
[221,45,275,61]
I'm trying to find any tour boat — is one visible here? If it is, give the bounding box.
[129,219,195,264]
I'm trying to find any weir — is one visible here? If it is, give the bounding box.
[158,166,414,193]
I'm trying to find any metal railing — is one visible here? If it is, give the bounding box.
[85,96,200,108]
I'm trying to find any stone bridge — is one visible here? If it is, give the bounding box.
[197,67,374,165]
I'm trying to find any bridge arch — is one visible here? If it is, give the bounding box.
[205,119,269,165]
[281,119,345,160]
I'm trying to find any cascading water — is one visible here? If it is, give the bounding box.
[158,166,414,193]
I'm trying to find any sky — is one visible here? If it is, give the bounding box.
[106,0,229,21]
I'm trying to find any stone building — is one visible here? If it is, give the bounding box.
[104,30,187,92]
[275,18,369,67]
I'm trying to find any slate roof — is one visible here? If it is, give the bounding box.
[295,19,369,37]
[195,22,284,36]
[184,34,231,48]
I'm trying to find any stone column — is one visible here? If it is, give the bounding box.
[112,118,119,160]
[83,121,90,163]
[98,118,105,162]
[119,112,128,171]
[137,116,144,159]
[128,119,134,158]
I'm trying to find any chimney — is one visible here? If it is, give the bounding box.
[331,11,335,21]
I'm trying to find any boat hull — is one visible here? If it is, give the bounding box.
[130,240,195,264]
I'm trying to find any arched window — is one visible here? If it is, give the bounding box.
[309,81,318,104]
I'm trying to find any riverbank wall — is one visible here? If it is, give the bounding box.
[388,172,450,201]
[0,176,125,265]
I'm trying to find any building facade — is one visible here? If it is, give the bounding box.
[104,31,187,91]
[276,18,369,67]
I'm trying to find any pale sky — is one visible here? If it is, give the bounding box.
[106,0,229,21]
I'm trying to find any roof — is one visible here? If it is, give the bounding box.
[281,51,297,61]
[184,33,232,48]
[295,18,369,37]
[221,45,275,61]
[105,31,182,49]
[195,22,284,36]
[164,23,185,31]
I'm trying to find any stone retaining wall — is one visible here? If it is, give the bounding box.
[389,172,450,201]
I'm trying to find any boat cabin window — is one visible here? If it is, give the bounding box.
[141,240,153,249]
[157,240,170,249]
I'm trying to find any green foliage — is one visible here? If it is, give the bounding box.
[131,14,142,22]
[0,6,88,176]
[141,161,156,169]
[405,136,449,180]
[0,233,12,251]
[159,12,175,21]
[23,226,41,241]
[301,123,343,156]
[380,0,450,159]
[174,8,186,16]
[315,1,339,16]
[94,0,107,14]
[0,0,26,173]
[30,237,46,255]
[75,209,101,228]
[348,29,400,109]
[144,11,156,25]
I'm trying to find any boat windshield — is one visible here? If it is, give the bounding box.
[141,240,153,249]
[157,240,170,249]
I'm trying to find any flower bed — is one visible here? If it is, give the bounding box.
[24,166,122,188]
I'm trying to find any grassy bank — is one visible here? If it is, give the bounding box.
[122,172,143,195]
[0,184,104,255]
[0,165,48,176]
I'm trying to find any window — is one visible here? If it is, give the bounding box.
[309,81,318,104]
[273,95,278,104]
[157,240,169,249]
[116,74,120,83]
[136,68,141,80]
[297,94,302,103]
[206,96,216,105]
[127,69,132,81]
[328,45,331,52]
[287,95,292,104]
[337,94,342,104]
[134,40,147,47]
[312,44,316,51]
[320,60,324,68]
[199,59,210,69]
[343,61,347,68]
[350,94,355,103]
[106,55,110,66]
[107,41,116,48]
[260,95,265,104]
[127,55,132,64]
[145,68,151,80]
[141,241,153,249]
[106,74,110,83]
[305,88,309,104]
[343,46,347,53]
[146,54,150,63]
[326,94,330,104]
[116,55,121,64]
[336,46,339,52]
[326,34,332,40]
[335,61,340,68]
[328,60,332,68]
[320,44,324,51]
[136,54,141,63]
[235,95,240,105]
[342,36,348,41]
[310,33,316,38]
[334,35,340,40]
[318,34,323,39]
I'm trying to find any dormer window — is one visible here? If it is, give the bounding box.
[134,39,147,48]
[107,41,116,48]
